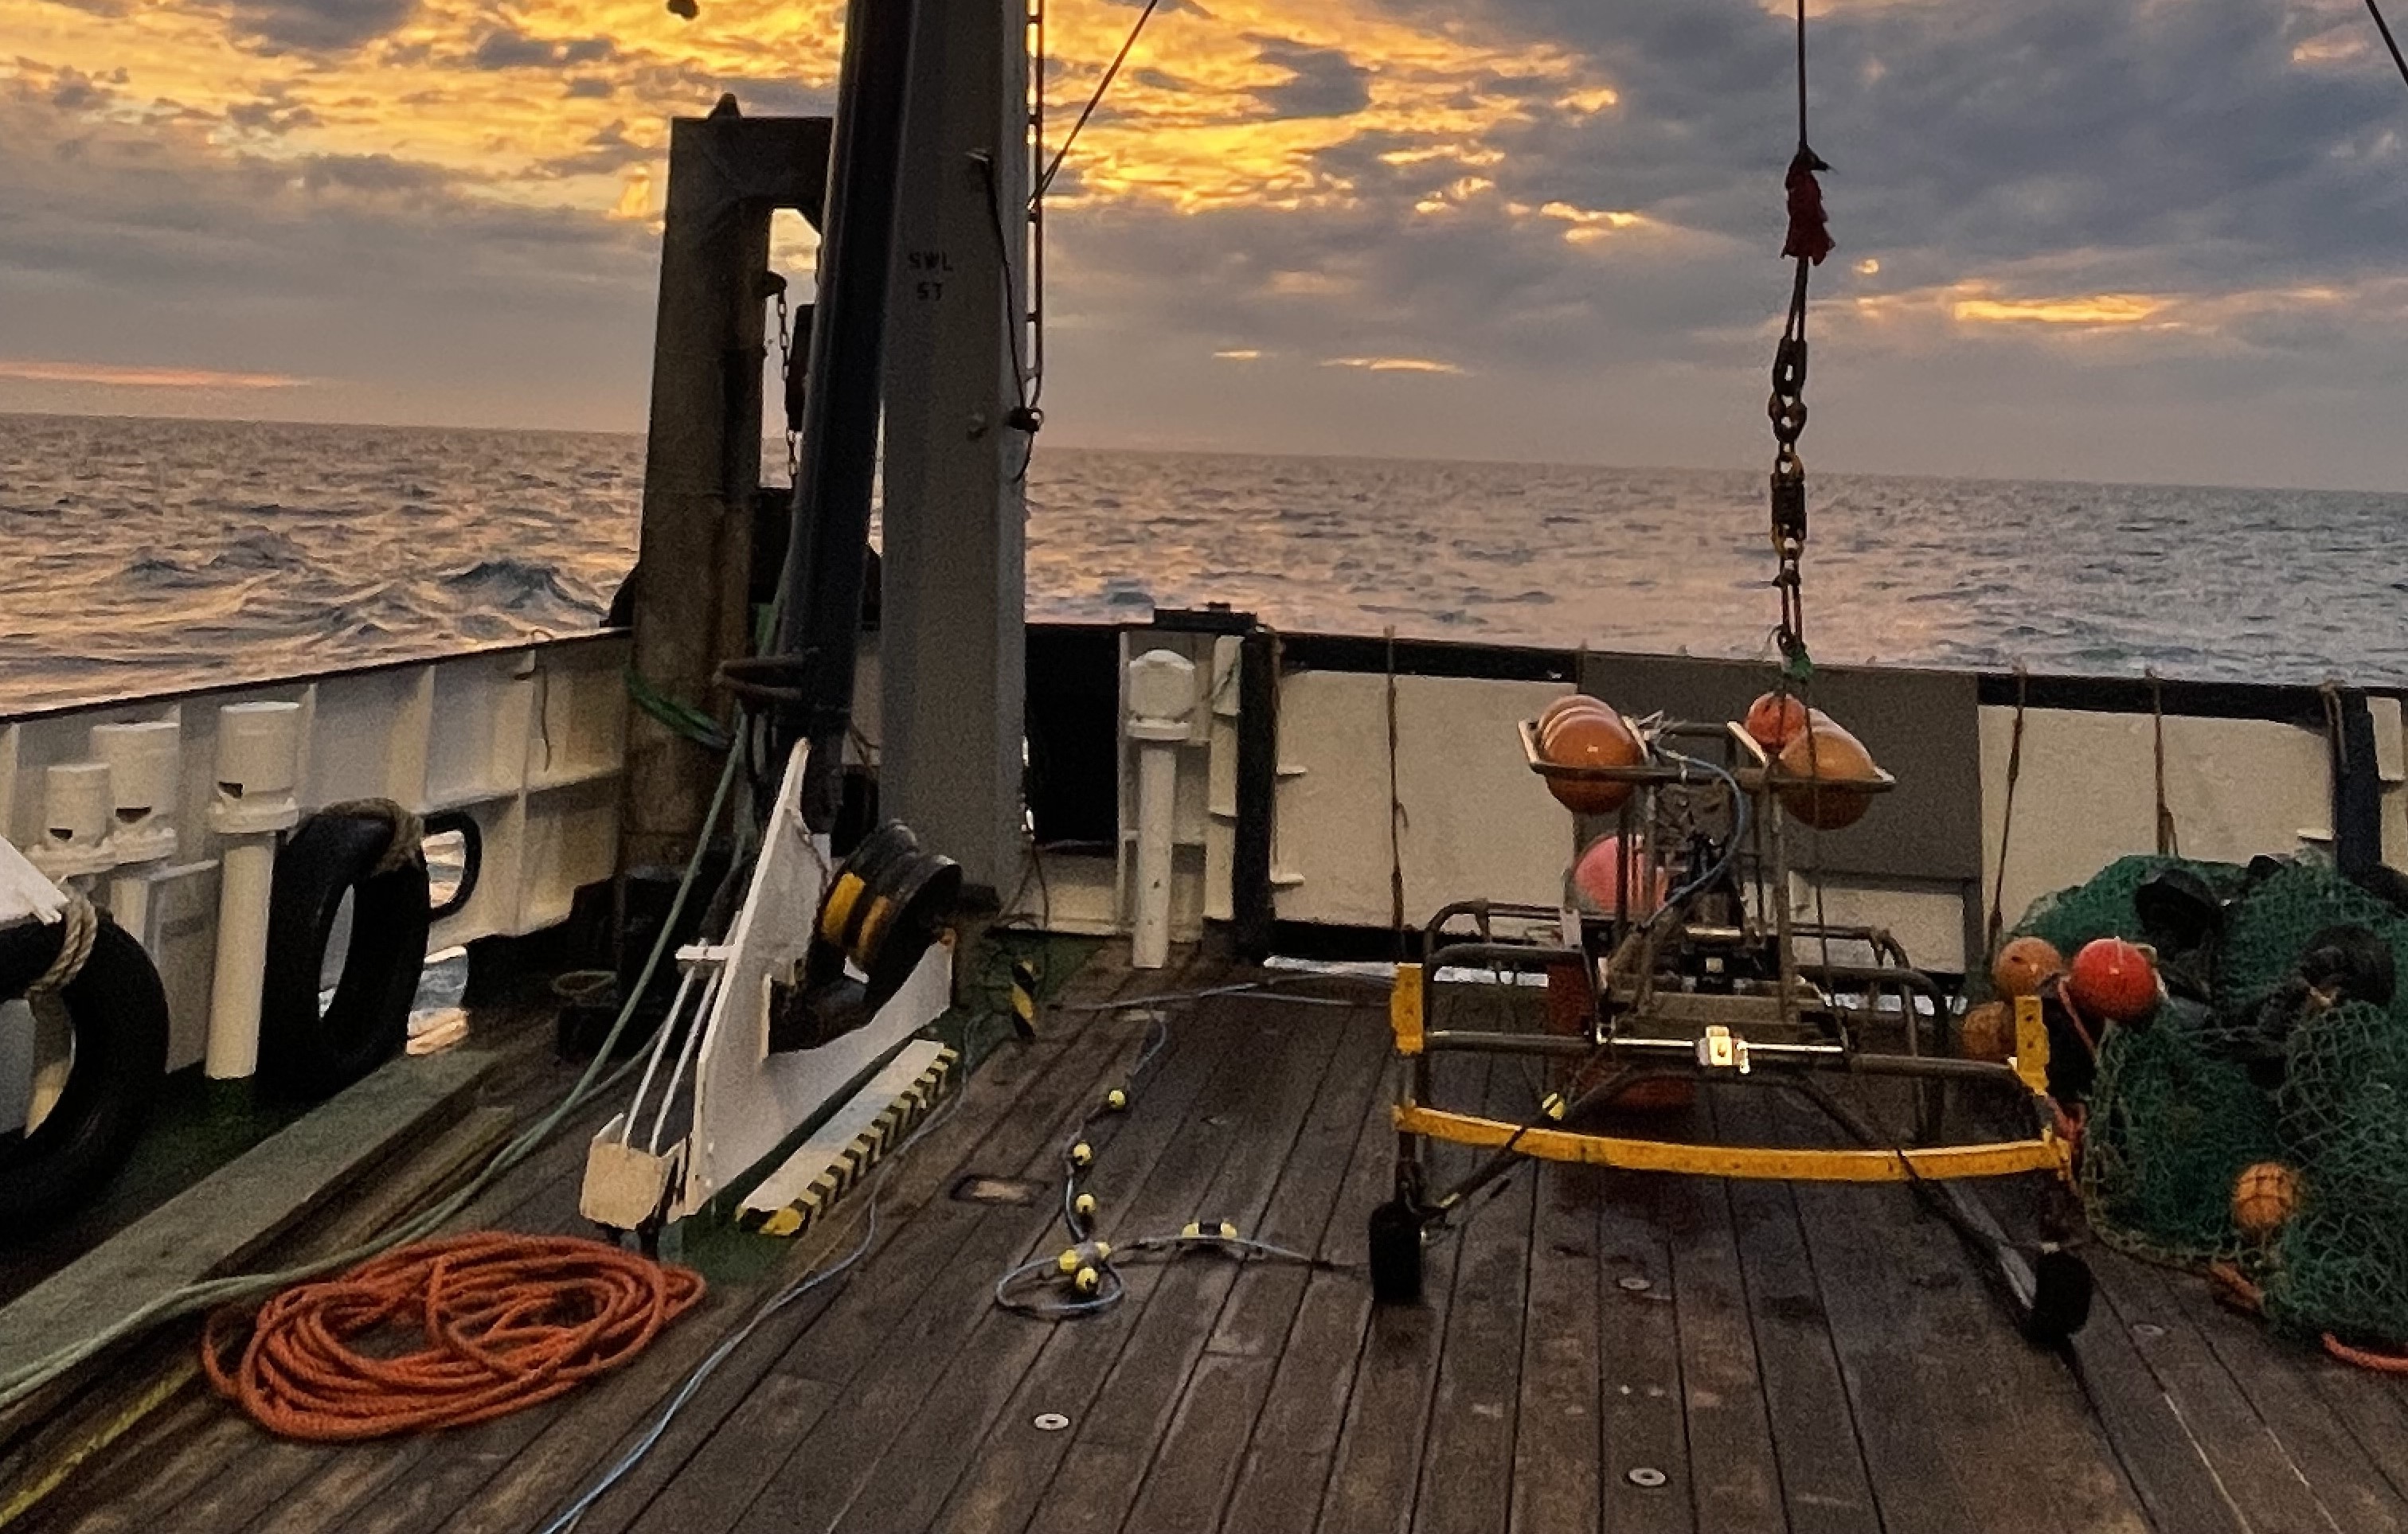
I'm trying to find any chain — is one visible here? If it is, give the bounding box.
[1768,0,1828,685]
[772,283,802,486]
[1768,273,1810,678]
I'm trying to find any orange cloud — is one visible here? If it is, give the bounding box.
[0,359,308,388]
[1321,355,1464,374]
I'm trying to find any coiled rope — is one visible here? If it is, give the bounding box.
[201,1235,704,1441]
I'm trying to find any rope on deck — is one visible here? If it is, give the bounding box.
[201,1234,704,1441]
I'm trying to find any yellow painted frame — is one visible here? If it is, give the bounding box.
[1393,1104,2070,1182]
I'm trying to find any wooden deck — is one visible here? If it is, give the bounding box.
[23,945,2408,1533]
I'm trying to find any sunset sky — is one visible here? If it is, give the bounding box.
[4,0,2406,487]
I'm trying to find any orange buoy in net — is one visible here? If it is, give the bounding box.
[1775,718,1878,830]
[2233,1161,2303,1238]
[1959,1000,2014,1062]
[1992,935,2065,1000]
[1743,692,1809,752]
[1541,708,1644,814]
[2068,937,2160,1022]
[201,1233,706,1441]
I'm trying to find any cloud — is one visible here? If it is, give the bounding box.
[471,28,620,71]
[0,358,307,387]
[225,0,417,52]
[1250,38,1372,118]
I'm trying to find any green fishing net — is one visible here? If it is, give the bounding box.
[2017,857,2408,1352]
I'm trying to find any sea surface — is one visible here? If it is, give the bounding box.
[2,412,2402,713]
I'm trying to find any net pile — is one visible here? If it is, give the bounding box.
[2016,855,2408,1354]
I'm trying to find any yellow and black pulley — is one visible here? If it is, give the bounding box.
[771,820,964,1053]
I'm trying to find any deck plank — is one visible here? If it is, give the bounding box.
[553,950,1149,1534]
[1706,1085,1880,1534]
[658,962,1238,1534]
[1312,1052,1489,1534]
[2091,1247,2394,1534]
[1779,1088,2149,1534]
[1507,1159,1603,1534]
[585,954,1175,1534]
[1595,1167,1695,1534]
[858,987,1339,1534]
[1218,1012,1415,1534]
[1409,1054,1536,1534]
[1661,1096,1784,1534]
[1102,1002,1392,1533]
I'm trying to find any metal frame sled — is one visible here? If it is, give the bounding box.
[1368,711,2092,1344]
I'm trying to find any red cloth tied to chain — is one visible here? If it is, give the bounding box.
[1782,149,1834,265]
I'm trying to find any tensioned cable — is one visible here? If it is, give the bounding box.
[1034,0,1163,200]
[2367,0,2408,88]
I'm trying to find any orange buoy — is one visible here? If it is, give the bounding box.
[1992,935,2066,1000]
[2233,1161,2303,1237]
[1743,692,1810,752]
[1541,708,1644,814]
[1572,835,1668,917]
[1538,693,1613,738]
[1775,718,1878,830]
[1959,1000,2015,1062]
[2068,937,2160,1022]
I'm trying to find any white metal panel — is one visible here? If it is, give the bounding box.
[1273,672,1571,928]
[1979,706,2331,931]
[676,742,952,1216]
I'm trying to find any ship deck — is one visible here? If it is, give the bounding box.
[25,944,2408,1534]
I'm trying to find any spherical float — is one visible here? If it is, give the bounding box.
[1743,692,1810,752]
[1542,708,1644,814]
[1959,1000,2015,1062]
[2233,1161,2303,1237]
[1774,718,1878,830]
[1538,693,1614,739]
[1992,935,2066,1000]
[2068,937,2160,1022]
[1573,835,1668,917]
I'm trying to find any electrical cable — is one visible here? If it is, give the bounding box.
[0,719,748,1415]
[988,1002,1334,1321]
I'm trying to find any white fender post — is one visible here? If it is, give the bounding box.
[1126,650,1198,970]
[92,720,180,942]
[205,701,301,1080]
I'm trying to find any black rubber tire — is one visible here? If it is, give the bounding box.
[0,914,170,1230]
[1368,1199,1426,1305]
[260,809,431,1100]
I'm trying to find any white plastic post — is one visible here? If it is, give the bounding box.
[93,720,180,943]
[30,763,114,885]
[205,701,302,1080]
[1125,650,1198,970]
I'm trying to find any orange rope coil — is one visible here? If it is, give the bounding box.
[202,1234,705,1440]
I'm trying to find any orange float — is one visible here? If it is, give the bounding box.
[2068,937,2160,1022]
[1541,708,1644,814]
[2233,1161,2303,1237]
[1959,1000,2015,1062]
[1572,835,1668,917]
[1774,718,1878,829]
[1743,692,1810,752]
[1992,935,2065,1000]
[1538,693,1613,737]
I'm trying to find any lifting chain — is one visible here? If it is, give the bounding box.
[1767,276,1811,678]
[1768,0,1832,683]
[772,280,806,487]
